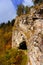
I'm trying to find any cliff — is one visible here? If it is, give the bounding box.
[12,4,43,65]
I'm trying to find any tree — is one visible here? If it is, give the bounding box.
[17,4,24,16]
[0,22,5,28]
[11,19,15,26]
[32,0,43,5]
[7,20,11,26]
[25,6,30,14]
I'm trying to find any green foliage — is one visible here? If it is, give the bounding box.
[0,48,27,65]
[7,21,11,26]
[17,4,30,16]
[32,0,43,5]
[0,20,14,54]
[0,22,5,28]
[17,4,24,16]
[0,18,15,54]
[25,6,30,14]
[11,19,15,26]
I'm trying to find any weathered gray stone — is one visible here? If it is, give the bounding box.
[12,7,43,65]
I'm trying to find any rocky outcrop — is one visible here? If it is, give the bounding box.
[12,5,43,65]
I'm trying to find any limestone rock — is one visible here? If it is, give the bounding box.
[12,5,43,65]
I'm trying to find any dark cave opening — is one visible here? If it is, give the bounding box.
[18,41,27,50]
[32,17,38,21]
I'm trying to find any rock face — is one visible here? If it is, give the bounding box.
[12,6,43,65]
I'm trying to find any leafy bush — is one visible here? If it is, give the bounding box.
[0,48,27,65]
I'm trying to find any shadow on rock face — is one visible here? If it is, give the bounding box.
[38,8,43,14]
[18,41,27,50]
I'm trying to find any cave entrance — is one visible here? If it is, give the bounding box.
[19,41,27,50]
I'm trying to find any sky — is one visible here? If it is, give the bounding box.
[0,0,33,23]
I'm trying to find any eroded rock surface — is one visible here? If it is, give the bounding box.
[12,6,43,65]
